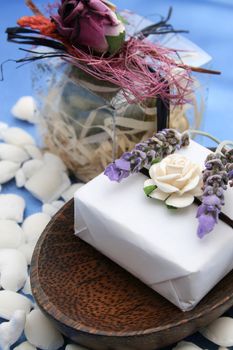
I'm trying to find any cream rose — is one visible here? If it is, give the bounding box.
[144,154,203,208]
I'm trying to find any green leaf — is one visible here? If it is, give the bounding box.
[166,205,178,210]
[106,31,125,55]
[116,13,129,25]
[144,185,157,196]
[151,158,161,165]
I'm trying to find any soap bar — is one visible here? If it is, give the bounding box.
[74,140,233,311]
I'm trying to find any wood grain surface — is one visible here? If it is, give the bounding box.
[30,199,233,350]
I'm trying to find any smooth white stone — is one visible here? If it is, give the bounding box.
[0,161,20,184]
[22,159,44,180]
[43,152,66,171]
[0,122,8,134]
[66,345,89,350]
[200,317,233,346]
[22,276,32,296]
[18,243,34,265]
[61,183,84,202]
[0,310,26,350]
[24,144,42,159]
[14,341,37,350]
[11,96,38,124]
[0,249,28,291]
[0,194,25,222]
[0,290,31,320]
[1,127,35,146]
[52,200,65,209]
[42,204,56,218]
[0,220,25,249]
[15,169,26,188]
[25,164,71,203]
[42,203,55,217]
[22,213,51,244]
[0,143,29,164]
[25,309,64,350]
[173,342,203,350]
[32,303,39,310]
[42,200,65,217]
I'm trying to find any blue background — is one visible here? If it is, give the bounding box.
[1,0,233,145]
[0,0,233,349]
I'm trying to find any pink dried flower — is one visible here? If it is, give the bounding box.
[52,0,125,53]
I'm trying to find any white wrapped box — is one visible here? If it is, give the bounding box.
[74,140,233,311]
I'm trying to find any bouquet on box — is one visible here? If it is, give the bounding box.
[6,0,219,181]
[75,129,233,311]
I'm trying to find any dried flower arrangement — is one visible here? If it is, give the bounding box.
[6,0,219,103]
[6,0,220,182]
[104,129,233,237]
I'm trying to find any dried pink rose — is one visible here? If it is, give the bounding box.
[52,0,125,53]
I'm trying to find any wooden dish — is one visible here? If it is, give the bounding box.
[31,199,233,350]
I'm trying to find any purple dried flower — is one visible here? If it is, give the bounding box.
[105,129,190,182]
[115,159,131,171]
[104,163,129,182]
[197,213,218,239]
[229,169,233,181]
[196,153,229,238]
[225,149,233,186]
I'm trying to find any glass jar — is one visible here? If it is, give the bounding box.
[32,58,205,182]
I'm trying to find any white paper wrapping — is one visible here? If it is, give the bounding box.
[74,141,233,311]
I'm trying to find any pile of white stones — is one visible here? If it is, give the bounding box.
[0,97,85,350]
[1,97,233,350]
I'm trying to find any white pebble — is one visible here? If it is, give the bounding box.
[25,309,64,350]
[61,183,84,202]
[0,249,28,291]
[25,164,71,203]
[18,243,34,265]
[11,96,38,124]
[0,194,25,222]
[0,143,29,164]
[22,275,32,296]
[0,122,8,135]
[22,159,44,179]
[14,341,37,350]
[200,317,233,346]
[24,144,42,159]
[0,310,26,350]
[0,290,31,320]
[43,152,66,171]
[32,303,39,310]
[42,203,58,217]
[173,341,203,350]
[42,201,64,217]
[15,169,26,188]
[22,213,51,245]
[0,160,20,184]
[66,345,89,350]
[52,200,65,209]
[1,127,35,146]
[0,220,24,249]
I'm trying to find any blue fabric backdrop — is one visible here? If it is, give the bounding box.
[0,1,233,349]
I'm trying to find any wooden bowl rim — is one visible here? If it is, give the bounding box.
[31,199,233,337]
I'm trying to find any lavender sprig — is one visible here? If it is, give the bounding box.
[196,153,229,238]
[104,129,190,182]
[225,149,233,187]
